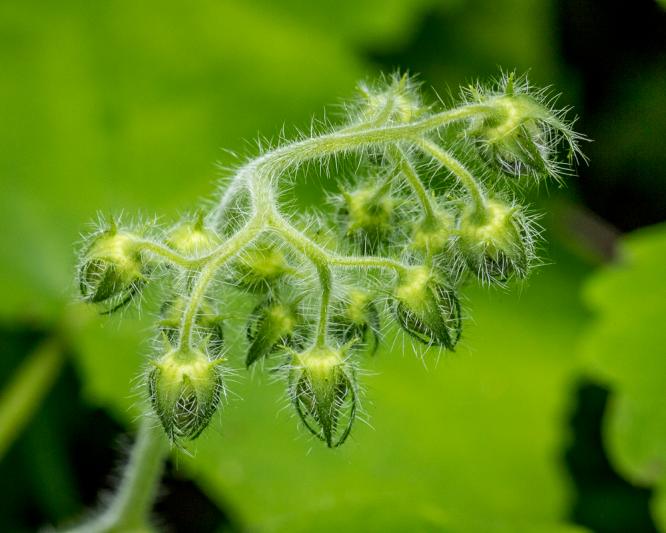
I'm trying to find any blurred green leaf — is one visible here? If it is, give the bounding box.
[580,223,666,531]
[0,0,378,320]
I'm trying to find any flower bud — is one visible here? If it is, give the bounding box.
[356,74,423,125]
[148,345,224,441]
[393,266,461,350]
[159,298,224,356]
[231,243,293,294]
[464,74,582,181]
[331,289,380,355]
[165,212,220,257]
[245,297,303,367]
[78,224,146,314]
[338,185,395,254]
[457,199,533,283]
[288,344,357,448]
[409,210,455,257]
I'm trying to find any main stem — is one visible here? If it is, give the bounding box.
[68,417,168,533]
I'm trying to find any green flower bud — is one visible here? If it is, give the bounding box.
[288,344,357,448]
[457,199,533,283]
[356,74,424,125]
[159,298,224,357]
[148,345,224,441]
[231,243,293,294]
[393,266,461,350]
[78,224,147,314]
[338,184,395,254]
[245,297,304,367]
[165,212,220,257]
[331,289,380,355]
[409,210,455,257]
[464,74,583,181]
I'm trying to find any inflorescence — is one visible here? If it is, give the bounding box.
[77,72,584,448]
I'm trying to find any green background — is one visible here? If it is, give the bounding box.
[0,0,665,531]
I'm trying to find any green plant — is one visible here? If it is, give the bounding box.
[71,72,583,531]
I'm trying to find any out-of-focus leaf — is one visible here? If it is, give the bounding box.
[0,0,379,320]
[580,223,666,531]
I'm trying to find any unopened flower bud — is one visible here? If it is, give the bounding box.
[148,345,224,441]
[356,75,423,125]
[410,210,455,257]
[165,212,220,257]
[78,224,147,314]
[457,199,533,283]
[332,290,380,354]
[245,297,303,367]
[393,266,461,350]
[231,243,293,294]
[464,74,582,181]
[338,184,395,254]
[288,344,357,448]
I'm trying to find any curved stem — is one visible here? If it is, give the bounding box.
[390,145,437,222]
[133,239,201,269]
[269,213,406,275]
[66,418,168,533]
[178,217,263,351]
[413,137,487,214]
[221,103,492,217]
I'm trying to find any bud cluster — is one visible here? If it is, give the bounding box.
[76,71,583,448]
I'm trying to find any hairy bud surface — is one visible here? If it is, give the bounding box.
[288,344,357,448]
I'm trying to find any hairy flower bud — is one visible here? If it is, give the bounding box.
[165,212,220,257]
[148,345,224,441]
[288,344,357,448]
[231,243,293,294]
[337,184,395,254]
[410,210,455,257]
[393,266,461,350]
[245,297,303,367]
[332,289,380,354]
[78,224,147,314]
[159,298,224,356]
[464,74,583,181]
[356,74,424,125]
[457,199,534,283]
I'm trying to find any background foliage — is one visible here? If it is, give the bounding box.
[0,0,665,531]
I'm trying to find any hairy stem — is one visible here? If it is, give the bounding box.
[315,264,332,347]
[213,103,491,223]
[414,137,487,214]
[67,418,168,533]
[178,218,263,351]
[391,145,437,222]
[269,213,407,274]
[133,239,201,269]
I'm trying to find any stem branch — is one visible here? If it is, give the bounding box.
[414,137,487,213]
[391,145,437,221]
